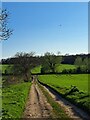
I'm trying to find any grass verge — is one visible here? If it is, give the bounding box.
[2,82,31,119]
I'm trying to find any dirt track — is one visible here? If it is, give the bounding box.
[23,78,90,119]
[23,81,53,118]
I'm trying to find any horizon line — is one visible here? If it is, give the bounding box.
[1,52,89,60]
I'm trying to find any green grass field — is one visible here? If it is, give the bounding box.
[31,65,41,74]
[56,64,76,72]
[1,64,41,74]
[38,74,90,113]
[1,64,76,74]
[38,74,88,92]
[0,64,13,74]
[31,64,76,74]
[2,82,31,119]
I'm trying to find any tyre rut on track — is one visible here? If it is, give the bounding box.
[23,80,53,118]
[23,76,90,120]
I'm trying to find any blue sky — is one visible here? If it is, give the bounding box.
[2,0,89,2]
[2,2,88,58]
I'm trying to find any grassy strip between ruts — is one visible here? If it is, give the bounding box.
[37,82,69,119]
[2,82,31,119]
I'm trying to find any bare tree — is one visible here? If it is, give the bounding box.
[0,9,13,41]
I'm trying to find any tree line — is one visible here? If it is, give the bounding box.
[1,53,89,65]
[41,53,90,74]
[1,52,90,82]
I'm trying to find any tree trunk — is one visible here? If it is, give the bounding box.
[24,73,28,82]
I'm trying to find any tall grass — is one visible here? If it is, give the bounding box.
[2,82,31,119]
